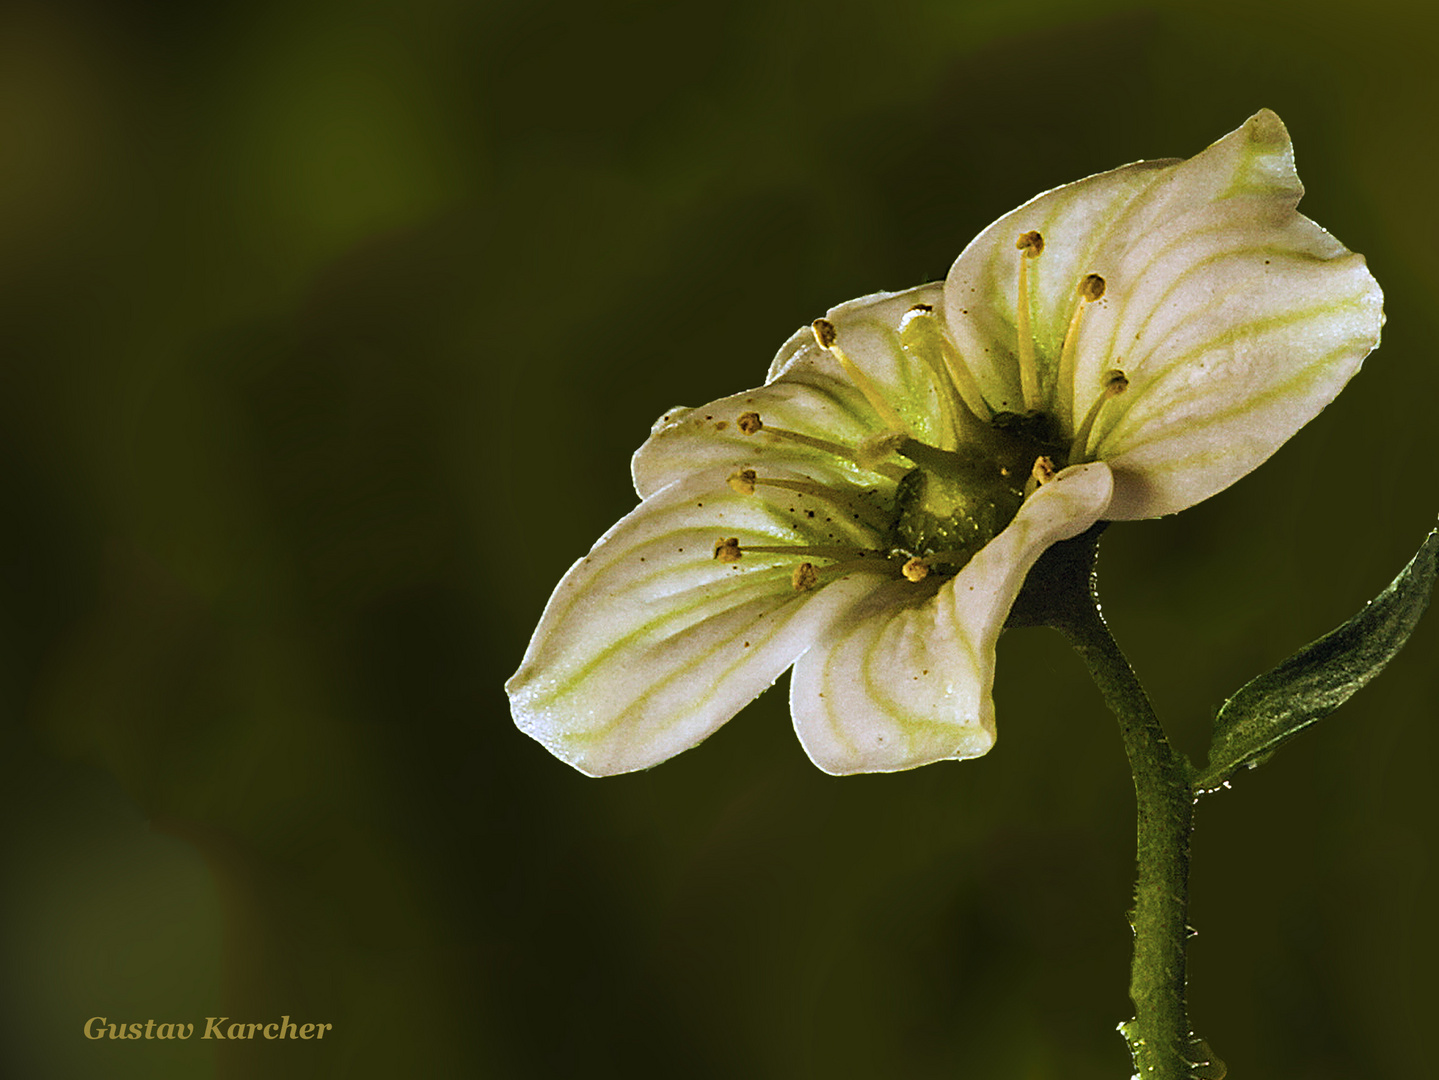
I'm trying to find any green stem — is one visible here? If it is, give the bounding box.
[1059,603,1196,1079]
[1010,526,1217,1077]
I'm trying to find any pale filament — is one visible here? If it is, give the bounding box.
[811,319,912,436]
[740,414,909,482]
[1014,231,1044,412]
[1069,370,1129,462]
[746,423,854,460]
[900,305,993,424]
[800,555,904,589]
[711,534,912,590]
[1055,273,1106,433]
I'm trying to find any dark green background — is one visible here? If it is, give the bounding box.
[2,1,1434,1076]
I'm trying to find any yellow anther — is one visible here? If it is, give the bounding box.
[737,412,763,435]
[811,319,911,435]
[1016,230,1044,256]
[1014,232,1043,411]
[1081,273,1106,301]
[791,562,819,591]
[901,557,930,582]
[1031,456,1057,485]
[727,468,757,495]
[713,537,742,563]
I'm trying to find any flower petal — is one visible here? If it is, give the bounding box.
[507,465,892,776]
[943,157,1174,417]
[789,462,1114,775]
[1075,126,1383,517]
[632,284,948,499]
[943,109,1382,519]
[631,376,881,501]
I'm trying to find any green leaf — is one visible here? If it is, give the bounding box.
[1195,526,1439,795]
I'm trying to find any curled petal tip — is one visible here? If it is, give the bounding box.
[1246,107,1288,146]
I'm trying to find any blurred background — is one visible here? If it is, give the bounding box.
[1,0,1434,1076]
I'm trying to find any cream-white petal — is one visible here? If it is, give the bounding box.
[1069,117,1382,518]
[790,462,1114,775]
[942,109,1382,520]
[1090,222,1381,519]
[507,465,891,776]
[632,376,886,501]
[633,283,950,499]
[943,160,1173,417]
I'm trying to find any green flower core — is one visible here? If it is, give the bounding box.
[889,412,1068,576]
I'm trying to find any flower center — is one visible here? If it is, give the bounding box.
[888,465,1022,572]
[884,303,1072,574]
[884,417,1061,575]
[1004,230,1124,453]
[712,249,1121,587]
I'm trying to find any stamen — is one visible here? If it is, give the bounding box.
[900,305,993,423]
[897,307,964,445]
[812,319,912,435]
[712,540,961,586]
[894,435,990,479]
[1014,232,1044,412]
[901,557,929,583]
[1055,273,1107,432]
[816,555,904,579]
[735,418,847,458]
[1069,369,1129,462]
[746,420,908,481]
[1031,456,1057,485]
[727,468,757,495]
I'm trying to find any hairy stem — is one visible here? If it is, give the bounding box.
[1060,605,1196,1078]
[1010,526,1210,1077]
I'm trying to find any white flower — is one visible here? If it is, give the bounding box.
[506,110,1383,777]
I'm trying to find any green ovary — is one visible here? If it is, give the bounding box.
[890,311,1073,574]
[890,465,1025,573]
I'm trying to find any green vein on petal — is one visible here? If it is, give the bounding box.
[790,463,1113,775]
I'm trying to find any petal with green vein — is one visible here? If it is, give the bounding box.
[790,462,1113,775]
[1093,243,1380,519]
[634,283,950,499]
[943,161,1172,415]
[631,375,884,500]
[507,464,893,776]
